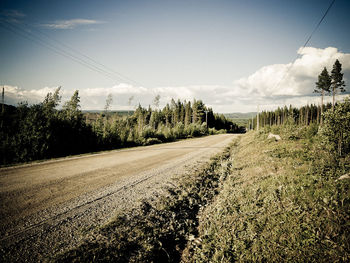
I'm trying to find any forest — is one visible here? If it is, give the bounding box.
[250,59,348,158]
[0,90,242,165]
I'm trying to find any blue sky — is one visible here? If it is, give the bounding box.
[1,0,350,112]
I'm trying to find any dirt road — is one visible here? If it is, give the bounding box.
[0,134,236,262]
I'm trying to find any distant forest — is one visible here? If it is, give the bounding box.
[249,103,332,129]
[250,59,347,131]
[0,88,243,165]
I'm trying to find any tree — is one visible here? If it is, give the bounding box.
[63,90,82,120]
[43,86,61,114]
[104,94,113,114]
[315,67,331,125]
[153,94,160,109]
[192,100,205,123]
[184,101,191,127]
[128,96,134,116]
[321,97,350,157]
[164,104,171,127]
[331,59,346,111]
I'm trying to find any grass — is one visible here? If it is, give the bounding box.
[53,140,238,262]
[183,128,350,262]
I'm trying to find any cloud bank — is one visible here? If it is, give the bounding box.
[3,47,350,112]
[235,47,350,98]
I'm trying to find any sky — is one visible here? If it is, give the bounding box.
[1,0,350,112]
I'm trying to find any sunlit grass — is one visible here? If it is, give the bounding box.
[184,130,349,262]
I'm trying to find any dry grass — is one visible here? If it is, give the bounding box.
[183,130,350,262]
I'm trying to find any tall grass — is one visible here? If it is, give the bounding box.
[183,128,350,262]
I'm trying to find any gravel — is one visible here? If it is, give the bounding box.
[0,134,236,262]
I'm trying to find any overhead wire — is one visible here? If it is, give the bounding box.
[0,18,144,87]
[28,23,144,87]
[0,19,120,81]
[273,0,336,91]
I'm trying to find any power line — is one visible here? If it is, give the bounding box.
[28,23,144,87]
[0,18,144,86]
[0,19,119,81]
[273,0,336,91]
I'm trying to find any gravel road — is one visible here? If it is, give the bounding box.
[0,134,236,262]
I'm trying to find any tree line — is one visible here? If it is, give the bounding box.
[250,59,346,129]
[249,59,349,158]
[0,90,241,165]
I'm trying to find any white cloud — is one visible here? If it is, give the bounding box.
[3,47,350,112]
[235,47,350,98]
[2,85,64,105]
[42,19,104,29]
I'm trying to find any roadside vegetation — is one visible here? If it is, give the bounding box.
[183,98,350,262]
[185,59,349,261]
[0,90,243,165]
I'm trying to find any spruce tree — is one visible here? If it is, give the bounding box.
[331,59,346,111]
[314,67,331,125]
[184,101,191,127]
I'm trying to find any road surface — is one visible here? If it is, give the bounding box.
[0,134,236,262]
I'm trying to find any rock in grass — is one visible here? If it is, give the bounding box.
[267,133,281,141]
[336,173,350,181]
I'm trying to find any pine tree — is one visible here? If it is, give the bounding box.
[164,104,171,127]
[63,90,82,120]
[331,59,346,111]
[315,67,331,125]
[184,101,191,127]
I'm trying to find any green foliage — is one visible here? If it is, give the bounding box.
[331,59,346,93]
[320,97,350,157]
[1,90,239,165]
[1,92,98,164]
[255,103,326,128]
[315,67,331,94]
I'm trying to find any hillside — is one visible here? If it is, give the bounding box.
[223,112,256,127]
[223,112,257,119]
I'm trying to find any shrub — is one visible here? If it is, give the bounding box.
[320,97,350,157]
[143,138,162,145]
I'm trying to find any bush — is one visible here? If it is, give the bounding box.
[143,138,162,145]
[142,125,156,139]
[320,97,350,157]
